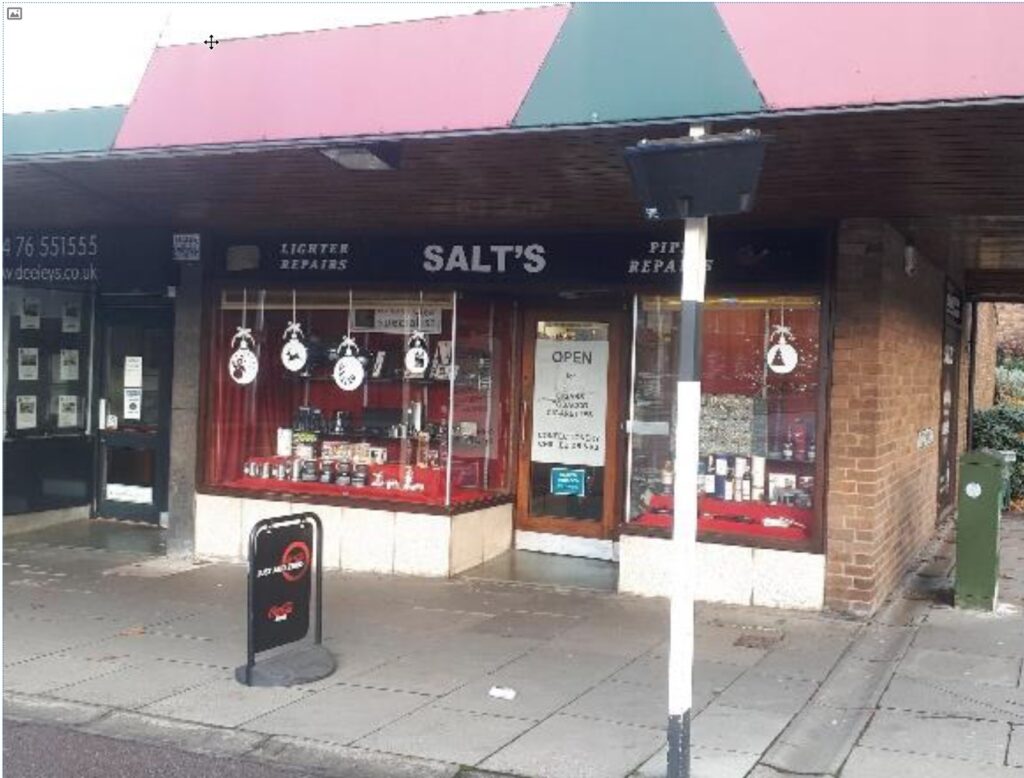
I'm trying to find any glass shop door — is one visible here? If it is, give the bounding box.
[95,306,173,523]
[515,309,624,540]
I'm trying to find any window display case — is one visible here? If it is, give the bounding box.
[4,287,92,438]
[203,288,514,509]
[625,294,823,547]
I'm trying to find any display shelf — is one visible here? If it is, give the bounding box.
[630,494,813,541]
[222,474,491,506]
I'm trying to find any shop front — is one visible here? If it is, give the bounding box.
[2,228,177,530]
[193,226,831,605]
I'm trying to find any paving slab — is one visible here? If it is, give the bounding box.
[751,637,850,681]
[712,671,818,715]
[356,704,538,766]
[141,677,310,728]
[813,657,894,709]
[347,634,536,696]
[242,683,431,744]
[560,678,666,729]
[633,745,760,778]
[841,745,1023,778]
[1008,725,1024,768]
[858,709,1011,765]
[2,651,131,695]
[435,647,628,721]
[847,624,916,661]
[760,704,874,775]
[81,710,266,757]
[480,713,664,778]
[879,674,1024,723]
[51,659,226,709]
[692,702,794,755]
[913,609,1024,658]
[896,647,1023,687]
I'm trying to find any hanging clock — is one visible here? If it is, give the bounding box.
[229,327,259,385]
[333,335,365,392]
[404,330,431,377]
[766,325,798,375]
[280,320,308,373]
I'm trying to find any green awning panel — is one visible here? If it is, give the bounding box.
[3,106,126,157]
[514,3,764,128]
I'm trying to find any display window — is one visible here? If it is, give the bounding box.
[3,286,93,439]
[202,288,515,509]
[626,294,824,548]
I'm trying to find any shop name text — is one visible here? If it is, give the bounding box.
[423,243,546,274]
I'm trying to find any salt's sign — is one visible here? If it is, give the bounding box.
[530,341,608,468]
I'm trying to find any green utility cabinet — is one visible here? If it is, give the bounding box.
[956,450,1004,611]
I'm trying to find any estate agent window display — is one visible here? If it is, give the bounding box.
[203,288,515,509]
[625,294,824,549]
[4,286,91,438]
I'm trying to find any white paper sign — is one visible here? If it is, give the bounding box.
[21,296,41,330]
[15,395,37,429]
[124,356,143,388]
[351,307,442,335]
[530,340,608,467]
[123,388,143,420]
[61,302,82,333]
[172,232,201,262]
[57,395,79,428]
[59,349,80,381]
[17,347,39,381]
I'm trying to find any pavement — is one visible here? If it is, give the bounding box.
[3,514,1024,778]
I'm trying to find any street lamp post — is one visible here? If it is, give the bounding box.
[624,125,766,778]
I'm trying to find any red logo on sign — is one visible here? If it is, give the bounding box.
[280,541,310,583]
[268,601,294,622]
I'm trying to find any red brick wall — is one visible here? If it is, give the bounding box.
[826,220,946,615]
[996,303,1024,358]
[973,303,998,411]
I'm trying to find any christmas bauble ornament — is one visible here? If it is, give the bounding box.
[229,327,259,385]
[766,325,798,375]
[280,321,308,373]
[333,336,365,392]
[404,330,431,377]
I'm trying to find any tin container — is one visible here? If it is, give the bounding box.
[319,462,334,483]
[259,461,271,479]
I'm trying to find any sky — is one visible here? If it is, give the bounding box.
[1,2,550,114]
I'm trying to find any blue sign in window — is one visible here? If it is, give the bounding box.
[550,467,587,497]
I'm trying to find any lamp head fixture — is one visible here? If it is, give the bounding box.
[624,129,768,220]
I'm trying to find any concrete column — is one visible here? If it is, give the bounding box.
[167,263,203,556]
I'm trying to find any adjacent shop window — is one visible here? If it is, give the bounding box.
[3,287,92,438]
[626,295,823,547]
[203,288,514,508]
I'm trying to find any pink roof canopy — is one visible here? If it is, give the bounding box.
[105,3,1024,152]
[115,6,569,149]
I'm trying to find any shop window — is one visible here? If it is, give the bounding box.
[3,287,92,438]
[626,295,823,548]
[203,288,514,509]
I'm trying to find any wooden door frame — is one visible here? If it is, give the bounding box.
[515,306,627,540]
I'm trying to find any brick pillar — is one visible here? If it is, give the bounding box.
[167,263,202,557]
[825,220,887,616]
[826,219,945,615]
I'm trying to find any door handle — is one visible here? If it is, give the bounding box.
[520,399,529,446]
[98,398,107,431]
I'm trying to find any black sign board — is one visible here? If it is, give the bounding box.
[252,517,313,652]
[2,228,177,292]
[214,228,828,292]
[239,512,333,686]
